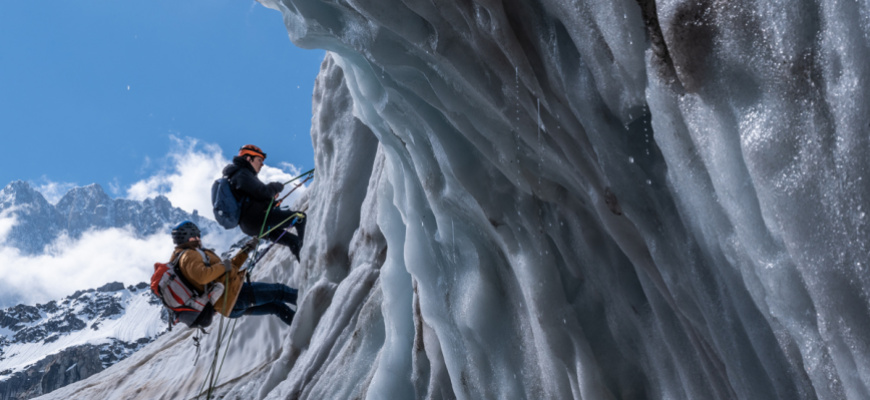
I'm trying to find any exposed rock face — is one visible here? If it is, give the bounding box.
[0,181,59,257]
[0,283,163,400]
[0,345,103,400]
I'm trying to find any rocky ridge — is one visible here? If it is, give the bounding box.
[0,282,164,400]
[0,181,219,255]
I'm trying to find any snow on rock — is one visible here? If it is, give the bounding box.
[45,0,870,399]
[0,283,164,399]
[0,181,221,257]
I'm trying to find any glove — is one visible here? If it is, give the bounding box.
[240,237,259,253]
[267,182,284,195]
[220,259,233,273]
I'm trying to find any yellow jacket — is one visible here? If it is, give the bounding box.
[173,244,248,317]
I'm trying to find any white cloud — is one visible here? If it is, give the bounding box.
[126,136,311,217]
[0,207,17,242]
[33,178,78,205]
[259,163,311,210]
[126,136,226,216]
[0,224,248,308]
[0,227,173,307]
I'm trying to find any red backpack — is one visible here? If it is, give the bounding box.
[151,248,225,330]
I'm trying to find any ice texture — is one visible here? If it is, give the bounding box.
[44,0,870,399]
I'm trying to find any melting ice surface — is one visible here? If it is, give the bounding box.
[46,0,870,399]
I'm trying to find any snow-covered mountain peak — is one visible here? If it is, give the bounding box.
[0,181,221,256]
[54,184,112,212]
[0,181,51,209]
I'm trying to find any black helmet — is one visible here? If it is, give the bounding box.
[171,221,201,245]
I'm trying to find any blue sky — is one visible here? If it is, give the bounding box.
[0,0,327,306]
[0,0,324,201]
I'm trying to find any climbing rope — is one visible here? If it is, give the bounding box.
[284,168,314,185]
[277,168,314,204]
[197,269,233,399]
[196,167,313,399]
[258,212,305,240]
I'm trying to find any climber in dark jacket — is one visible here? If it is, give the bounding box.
[222,144,307,260]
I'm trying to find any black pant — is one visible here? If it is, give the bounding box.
[262,209,305,250]
[229,282,298,326]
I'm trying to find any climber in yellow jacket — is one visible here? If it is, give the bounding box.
[170,221,298,325]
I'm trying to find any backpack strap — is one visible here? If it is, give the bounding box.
[168,249,186,267]
[170,248,210,266]
[169,248,212,297]
[224,168,246,202]
[194,248,210,266]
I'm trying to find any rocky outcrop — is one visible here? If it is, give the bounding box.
[0,344,103,400]
[0,282,164,400]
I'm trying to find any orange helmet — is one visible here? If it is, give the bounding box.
[238,144,266,159]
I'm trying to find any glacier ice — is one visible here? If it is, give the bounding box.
[45,0,870,399]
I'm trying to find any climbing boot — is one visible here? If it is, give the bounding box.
[287,235,301,262]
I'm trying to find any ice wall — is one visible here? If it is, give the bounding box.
[43,0,870,399]
[257,0,870,398]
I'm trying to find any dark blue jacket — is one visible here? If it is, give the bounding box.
[222,156,283,237]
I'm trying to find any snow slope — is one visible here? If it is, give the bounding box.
[45,0,870,399]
